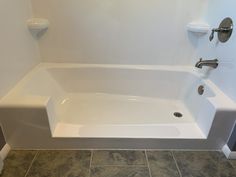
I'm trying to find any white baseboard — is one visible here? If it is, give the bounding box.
[222,144,236,159]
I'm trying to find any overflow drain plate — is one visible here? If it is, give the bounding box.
[198,85,205,95]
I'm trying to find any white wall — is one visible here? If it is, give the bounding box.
[31,0,206,65]
[197,0,236,101]
[0,0,40,99]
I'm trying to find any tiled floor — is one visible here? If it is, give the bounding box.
[1,150,236,177]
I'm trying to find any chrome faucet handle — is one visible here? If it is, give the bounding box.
[209,18,233,42]
[209,29,215,41]
[209,27,233,41]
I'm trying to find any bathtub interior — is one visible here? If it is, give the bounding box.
[47,67,195,127]
[1,64,235,139]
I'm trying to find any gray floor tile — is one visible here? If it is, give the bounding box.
[92,150,147,166]
[91,166,150,177]
[230,160,236,169]
[26,150,91,177]
[173,151,236,177]
[147,151,180,177]
[0,150,37,177]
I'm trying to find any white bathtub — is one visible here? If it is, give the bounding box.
[0,63,236,149]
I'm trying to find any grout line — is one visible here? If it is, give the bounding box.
[171,151,182,177]
[91,164,148,167]
[24,151,39,177]
[145,150,152,177]
[88,150,94,177]
[228,159,236,170]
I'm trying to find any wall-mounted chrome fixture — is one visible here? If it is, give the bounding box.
[195,58,219,69]
[209,17,233,43]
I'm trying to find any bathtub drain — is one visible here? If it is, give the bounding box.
[173,112,183,118]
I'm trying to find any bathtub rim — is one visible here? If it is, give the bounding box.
[0,63,235,108]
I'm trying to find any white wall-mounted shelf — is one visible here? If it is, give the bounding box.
[187,22,210,35]
[27,18,49,30]
[27,18,49,37]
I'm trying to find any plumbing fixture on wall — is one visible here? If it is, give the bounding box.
[195,58,219,69]
[209,17,233,42]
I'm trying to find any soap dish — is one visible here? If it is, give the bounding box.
[27,18,49,36]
